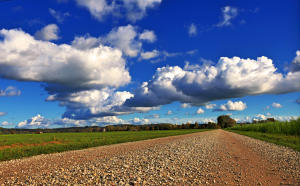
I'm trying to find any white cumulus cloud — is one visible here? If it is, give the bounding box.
[49,8,70,23]
[104,25,141,57]
[75,0,115,21]
[139,30,156,42]
[0,29,131,92]
[130,117,150,124]
[46,88,157,120]
[47,88,133,119]
[34,24,59,41]
[123,0,162,22]
[71,25,156,58]
[181,103,191,108]
[217,6,238,27]
[188,23,197,36]
[125,55,300,108]
[218,100,247,111]
[0,86,21,96]
[76,0,162,22]
[1,121,12,126]
[1,28,300,123]
[205,104,216,109]
[196,108,204,114]
[290,50,300,72]
[272,102,282,108]
[17,114,51,129]
[140,49,159,60]
[71,35,101,50]
[92,116,125,125]
[253,114,267,121]
[16,115,127,128]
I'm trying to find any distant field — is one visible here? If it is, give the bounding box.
[228,119,300,151]
[0,129,208,161]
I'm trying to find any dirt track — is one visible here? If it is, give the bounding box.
[0,130,299,185]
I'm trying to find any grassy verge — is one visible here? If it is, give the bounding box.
[228,119,300,135]
[227,119,300,151]
[0,129,208,161]
[227,130,300,151]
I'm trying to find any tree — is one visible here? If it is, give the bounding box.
[217,115,236,128]
[207,122,219,129]
[194,122,199,129]
[266,118,275,122]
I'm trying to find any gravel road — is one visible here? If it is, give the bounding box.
[0,130,299,185]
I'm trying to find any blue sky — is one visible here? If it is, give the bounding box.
[0,0,299,128]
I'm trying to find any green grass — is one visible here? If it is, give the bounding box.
[227,119,300,151]
[229,119,300,135]
[0,129,208,161]
[226,130,300,151]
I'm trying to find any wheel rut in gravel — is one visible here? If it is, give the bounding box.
[216,130,285,185]
[0,130,299,185]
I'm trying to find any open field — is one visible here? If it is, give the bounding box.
[229,119,300,135]
[0,130,299,185]
[228,119,300,151]
[227,130,300,151]
[0,129,207,161]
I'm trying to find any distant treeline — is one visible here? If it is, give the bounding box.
[0,115,284,135]
[0,122,219,134]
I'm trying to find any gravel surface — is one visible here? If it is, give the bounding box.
[0,130,299,185]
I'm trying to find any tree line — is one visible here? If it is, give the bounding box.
[0,115,277,134]
[0,122,219,134]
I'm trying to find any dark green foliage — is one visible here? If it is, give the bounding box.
[194,122,199,129]
[266,118,275,122]
[207,122,220,129]
[217,115,236,128]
